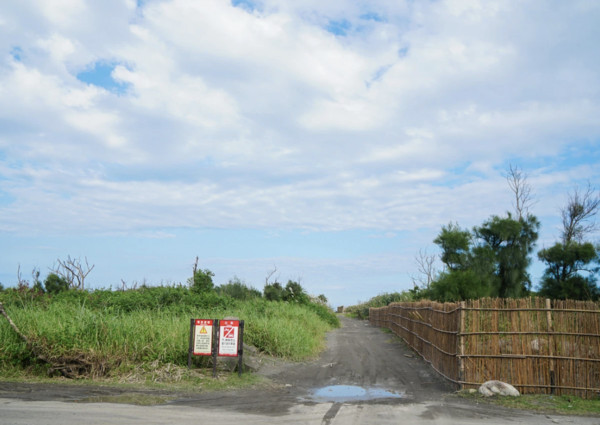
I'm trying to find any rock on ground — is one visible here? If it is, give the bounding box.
[479,380,520,397]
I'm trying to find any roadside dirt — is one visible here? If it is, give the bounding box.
[261,315,450,398]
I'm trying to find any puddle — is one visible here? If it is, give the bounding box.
[310,385,404,402]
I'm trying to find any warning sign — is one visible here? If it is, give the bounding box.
[218,320,239,357]
[193,319,213,356]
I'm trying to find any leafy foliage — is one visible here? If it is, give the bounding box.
[538,242,600,300]
[283,280,309,304]
[475,214,540,298]
[44,273,69,294]
[188,268,214,293]
[263,282,285,301]
[424,214,540,302]
[216,277,262,300]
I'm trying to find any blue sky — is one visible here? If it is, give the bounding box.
[1,0,599,307]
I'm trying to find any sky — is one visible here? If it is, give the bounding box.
[1,0,599,308]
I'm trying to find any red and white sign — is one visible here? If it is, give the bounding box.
[218,320,239,357]
[193,319,213,356]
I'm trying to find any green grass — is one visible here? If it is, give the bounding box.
[456,391,600,416]
[0,287,339,381]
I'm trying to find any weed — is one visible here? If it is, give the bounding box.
[0,287,338,380]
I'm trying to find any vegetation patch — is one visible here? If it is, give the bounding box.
[345,292,415,320]
[456,390,600,416]
[0,282,339,382]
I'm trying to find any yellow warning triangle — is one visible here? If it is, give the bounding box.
[199,326,207,334]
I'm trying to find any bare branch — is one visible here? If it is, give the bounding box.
[16,264,29,289]
[411,249,438,289]
[53,256,95,291]
[265,266,278,286]
[192,256,199,277]
[506,164,534,220]
[561,182,600,244]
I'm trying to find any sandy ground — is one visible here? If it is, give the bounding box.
[0,316,598,424]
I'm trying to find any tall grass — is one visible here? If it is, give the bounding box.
[0,287,339,377]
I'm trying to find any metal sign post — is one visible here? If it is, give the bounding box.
[237,320,245,377]
[188,318,244,377]
[212,319,219,378]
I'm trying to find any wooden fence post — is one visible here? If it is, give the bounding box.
[458,301,466,390]
[545,298,556,394]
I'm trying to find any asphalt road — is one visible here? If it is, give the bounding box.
[0,317,598,424]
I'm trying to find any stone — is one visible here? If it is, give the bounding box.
[478,380,520,397]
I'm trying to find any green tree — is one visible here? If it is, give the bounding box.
[434,222,471,271]
[538,242,599,300]
[537,184,600,300]
[474,214,539,298]
[538,242,600,300]
[427,269,492,302]
[428,214,539,301]
[44,273,69,294]
[188,268,215,293]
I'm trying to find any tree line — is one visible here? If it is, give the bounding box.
[414,166,600,302]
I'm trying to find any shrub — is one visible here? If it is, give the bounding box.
[264,282,285,301]
[216,277,262,300]
[188,269,214,293]
[44,273,69,294]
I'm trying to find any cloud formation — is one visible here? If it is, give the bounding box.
[1,0,599,303]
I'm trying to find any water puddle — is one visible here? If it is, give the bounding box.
[310,385,404,403]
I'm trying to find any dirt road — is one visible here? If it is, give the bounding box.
[0,316,598,424]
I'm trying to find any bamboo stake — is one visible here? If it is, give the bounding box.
[459,301,466,390]
[546,298,556,393]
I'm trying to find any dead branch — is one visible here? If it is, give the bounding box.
[506,164,535,220]
[53,256,95,290]
[265,266,278,286]
[16,264,29,289]
[561,182,600,244]
[193,256,199,277]
[411,249,438,289]
[0,301,95,378]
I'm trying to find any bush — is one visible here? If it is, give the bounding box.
[216,277,262,300]
[188,269,214,293]
[283,280,309,304]
[264,282,285,301]
[44,273,69,294]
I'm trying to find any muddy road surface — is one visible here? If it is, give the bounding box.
[1,316,597,424]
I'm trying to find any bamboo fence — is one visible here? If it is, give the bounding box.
[370,298,600,399]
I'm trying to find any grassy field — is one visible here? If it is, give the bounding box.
[0,286,339,382]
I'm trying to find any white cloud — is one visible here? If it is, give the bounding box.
[0,0,599,299]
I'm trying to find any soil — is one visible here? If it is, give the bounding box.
[0,316,451,415]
